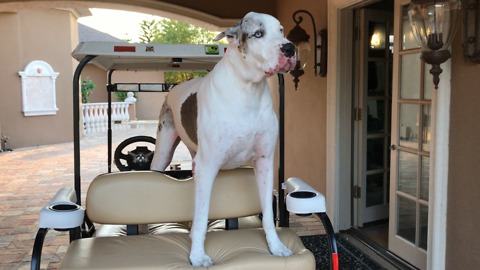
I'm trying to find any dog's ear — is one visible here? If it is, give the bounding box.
[213,21,242,45]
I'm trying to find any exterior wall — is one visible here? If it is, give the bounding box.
[274,0,328,194]
[446,26,480,269]
[0,9,76,149]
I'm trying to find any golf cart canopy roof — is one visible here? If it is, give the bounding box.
[72,41,227,71]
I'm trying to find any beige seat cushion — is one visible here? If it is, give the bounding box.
[59,228,315,270]
[86,169,262,225]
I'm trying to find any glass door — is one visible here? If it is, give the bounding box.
[356,9,393,226]
[388,2,433,269]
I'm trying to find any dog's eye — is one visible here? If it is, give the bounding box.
[253,30,263,38]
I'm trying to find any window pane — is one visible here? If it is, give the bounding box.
[369,22,387,57]
[402,5,420,50]
[419,204,428,250]
[387,171,390,204]
[368,61,386,96]
[388,61,393,96]
[367,99,385,134]
[420,156,429,201]
[424,63,434,100]
[367,173,385,207]
[387,136,391,170]
[398,151,418,197]
[367,137,385,170]
[422,104,431,152]
[399,104,419,147]
[397,196,416,244]
[401,54,421,99]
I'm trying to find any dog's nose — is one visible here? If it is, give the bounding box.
[281,42,295,57]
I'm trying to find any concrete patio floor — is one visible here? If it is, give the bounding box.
[0,121,325,270]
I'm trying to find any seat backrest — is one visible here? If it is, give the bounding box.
[86,168,261,225]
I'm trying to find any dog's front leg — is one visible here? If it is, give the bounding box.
[189,157,218,267]
[254,154,293,257]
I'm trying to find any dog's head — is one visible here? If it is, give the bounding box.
[214,12,296,78]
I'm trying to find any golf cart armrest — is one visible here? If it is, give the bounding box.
[39,187,84,229]
[285,177,339,270]
[31,188,84,270]
[285,177,326,214]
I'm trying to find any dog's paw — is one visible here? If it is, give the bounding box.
[189,253,214,267]
[269,241,293,257]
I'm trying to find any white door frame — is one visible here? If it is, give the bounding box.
[326,1,450,269]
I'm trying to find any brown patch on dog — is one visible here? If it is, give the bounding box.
[157,103,174,133]
[180,93,198,145]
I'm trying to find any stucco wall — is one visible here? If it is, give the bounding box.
[275,0,328,194]
[0,9,76,149]
[446,25,480,269]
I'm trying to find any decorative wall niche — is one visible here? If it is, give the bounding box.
[18,60,59,116]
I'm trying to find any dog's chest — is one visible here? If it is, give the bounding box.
[207,109,276,169]
[217,129,262,169]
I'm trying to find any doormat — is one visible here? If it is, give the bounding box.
[300,234,384,270]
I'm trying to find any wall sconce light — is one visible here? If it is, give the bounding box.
[463,0,480,63]
[408,0,462,89]
[287,10,327,90]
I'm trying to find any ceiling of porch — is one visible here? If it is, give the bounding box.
[0,0,277,30]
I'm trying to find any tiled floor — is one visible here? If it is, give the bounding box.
[0,121,325,270]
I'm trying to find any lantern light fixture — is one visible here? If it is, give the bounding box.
[287,10,327,90]
[408,0,462,89]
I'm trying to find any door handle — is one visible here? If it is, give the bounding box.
[389,144,397,150]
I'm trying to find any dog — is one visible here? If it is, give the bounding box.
[150,12,296,267]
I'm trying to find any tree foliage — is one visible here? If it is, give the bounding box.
[138,18,224,84]
[139,19,160,43]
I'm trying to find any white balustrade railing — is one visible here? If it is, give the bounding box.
[82,102,131,135]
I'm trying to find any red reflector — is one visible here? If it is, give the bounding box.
[224,47,227,53]
[114,46,136,52]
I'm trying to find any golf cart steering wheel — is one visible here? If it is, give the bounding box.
[114,136,156,171]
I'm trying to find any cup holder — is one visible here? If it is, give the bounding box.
[48,204,80,212]
[289,191,317,199]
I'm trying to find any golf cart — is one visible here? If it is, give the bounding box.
[31,41,338,270]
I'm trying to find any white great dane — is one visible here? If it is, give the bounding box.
[150,12,296,267]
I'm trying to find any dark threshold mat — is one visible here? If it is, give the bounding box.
[300,234,385,270]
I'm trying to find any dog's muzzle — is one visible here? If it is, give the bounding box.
[264,42,297,76]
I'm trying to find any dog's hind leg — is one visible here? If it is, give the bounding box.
[150,102,180,171]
